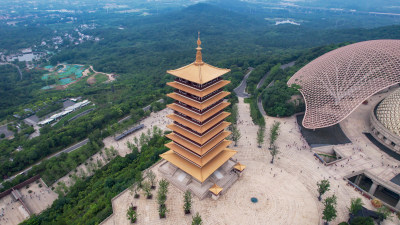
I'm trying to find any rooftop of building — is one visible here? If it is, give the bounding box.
[376,87,400,136]
[167,33,230,85]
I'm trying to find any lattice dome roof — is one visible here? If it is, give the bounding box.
[288,39,400,129]
[376,88,400,136]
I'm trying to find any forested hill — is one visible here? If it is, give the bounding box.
[2,2,400,123]
[50,3,400,76]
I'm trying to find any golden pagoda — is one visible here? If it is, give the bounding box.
[160,33,237,184]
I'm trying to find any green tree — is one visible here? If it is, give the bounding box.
[377,205,392,222]
[146,170,156,189]
[350,216,374,225]
[256,126,265,148]
[129,182,140,199]
[183,190,192,214]
[230,104,238,124]
[270,144,279,164]
[0,133,5,138]
[126,206,137,223]
[159,204,168,218]
[133,136,139,149]
[269,121,280,148]
[349,198,363,215]
[157,186,167,206]
[231,124,241,146]
[157,179,169,205]
[317,179,330,201]
[323,195,337,225]
[159,179,169,194]
[192,212,202,225]
[142,181,152,199]
[135,171,143,188]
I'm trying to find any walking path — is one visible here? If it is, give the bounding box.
[0,62,22,80]
[233,67,253,98]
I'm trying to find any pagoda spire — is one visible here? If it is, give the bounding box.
[195,31,203,65]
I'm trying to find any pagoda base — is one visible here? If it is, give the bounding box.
[158,159,239,200]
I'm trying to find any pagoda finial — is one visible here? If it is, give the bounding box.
[195,31,203,65]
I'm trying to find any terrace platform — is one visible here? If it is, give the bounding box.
[158,159,238,200]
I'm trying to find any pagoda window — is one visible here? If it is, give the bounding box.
[175,77,222,90]
[175,99,223,114]
[174,89,222,102]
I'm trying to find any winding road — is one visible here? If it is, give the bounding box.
[233,67,254,98]
[0,62,22,80]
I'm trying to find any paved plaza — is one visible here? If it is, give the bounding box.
[102,93,400,225]
[0,179,57,225]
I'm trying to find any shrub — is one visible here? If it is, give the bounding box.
[349,198,363,215]
[192,212,202,225]
[183,190,192,214]
[350,216,374,225]
[126,206,137,223]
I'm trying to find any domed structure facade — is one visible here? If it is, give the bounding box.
[376,88,400,136]
[370,88,400,153]
[288,40,400,129]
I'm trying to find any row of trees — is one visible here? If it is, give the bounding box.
[127,171,203,223]
[21,125,169,225]
[317,179,396,225]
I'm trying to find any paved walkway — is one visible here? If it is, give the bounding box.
[103,91,400,224]
[102,97,321,225]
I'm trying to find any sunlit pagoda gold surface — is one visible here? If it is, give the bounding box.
[166,112,230,133]
[166,91,230,110]
[167,63,230,85]
[166,132,231,155]
[166,122,230,145]
[167,102,230,122]
[160,149,237,182]
[161,35,236,183]
[165,140,230,167]
[209,183,223,195]
[234,162,246,172]
[166,80,231,97]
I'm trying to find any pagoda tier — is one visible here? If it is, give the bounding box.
[160,35,236,183]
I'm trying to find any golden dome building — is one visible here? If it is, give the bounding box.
[370,88,400,153]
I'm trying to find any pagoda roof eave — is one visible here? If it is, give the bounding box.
[209,183,223,195]
[160,148,237,182]
[167,62,230,85]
